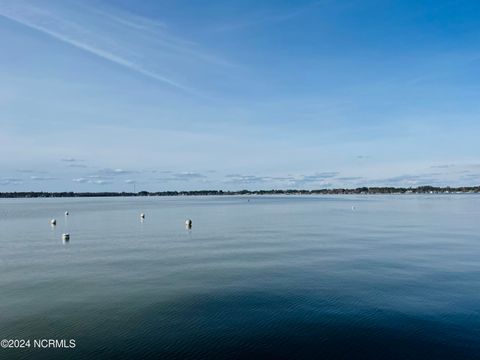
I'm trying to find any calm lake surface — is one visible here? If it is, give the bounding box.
[0,195,479,359]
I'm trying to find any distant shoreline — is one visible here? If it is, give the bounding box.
[1,186,479,198]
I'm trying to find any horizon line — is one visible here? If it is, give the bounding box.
[1,185,479,198]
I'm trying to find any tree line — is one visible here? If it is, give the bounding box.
[0,186,479,198]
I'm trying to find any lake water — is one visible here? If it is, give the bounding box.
[0,195,479,359]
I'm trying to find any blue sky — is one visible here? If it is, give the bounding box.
[0,0,479,191]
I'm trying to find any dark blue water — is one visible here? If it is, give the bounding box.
[0,195,479,359]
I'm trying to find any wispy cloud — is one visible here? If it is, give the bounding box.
[72,178,89,184]
[225,174,269,184]
[337,176,365,181]
[30,176,57,181]
[297,172,339,182]
[225,172,339,186]
[72,178,111,185]
[371,174,444,186]
[87,6,168,32]
[95,168,138,177]
[91,180,111,185]
[0,0,230,93]
[60,158,88,168]
[174,172,207,180]
[156,171,207,182]
[70,168,141,185]
[211,1,325,32]
[16,169,46,173]
[430,164,455,169]
[0,178,23,185]
[461,173,480,179]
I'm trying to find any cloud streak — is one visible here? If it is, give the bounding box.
[73,178,111,185]
[225,172,339,186]
[95,168,138,177]
[0,0,226,93]
[370,174,446,186]
[156,171,207,182]
[30,176,57,181]
[212,1,325,32]
[0,5,187,91]
[0,178,23,185]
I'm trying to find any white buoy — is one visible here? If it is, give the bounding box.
[62,233,70,241]
[65,211,69,216]
[50,219,57,226]
[140,213,145,220]
[185,219,192,229]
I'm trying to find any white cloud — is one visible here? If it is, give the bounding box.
[0,178,23,185]
[72,177,111,185]
[30,176,57,181]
